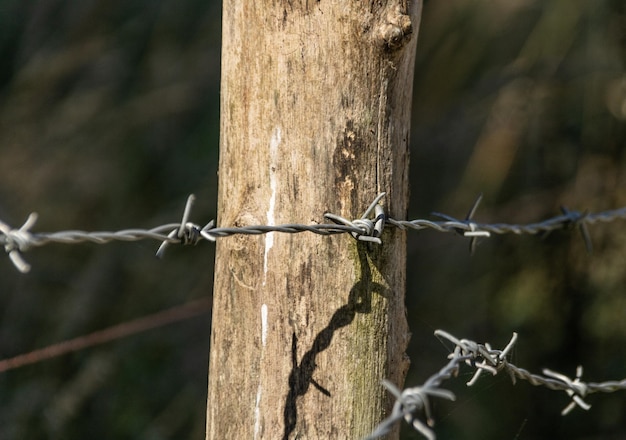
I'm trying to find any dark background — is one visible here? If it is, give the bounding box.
[0,1,624,439]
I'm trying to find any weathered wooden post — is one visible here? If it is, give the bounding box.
[207,1,422,438]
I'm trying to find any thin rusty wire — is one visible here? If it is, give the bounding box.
[0,298,211,373]
[2,193,625,273]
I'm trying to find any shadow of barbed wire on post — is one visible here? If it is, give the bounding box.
[282,242,391,440]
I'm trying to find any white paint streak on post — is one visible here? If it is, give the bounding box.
[254,304,269,439]
[254,386,262,439]
[257,126,280,438]
[263,127,281,286]
[260,303,268,347]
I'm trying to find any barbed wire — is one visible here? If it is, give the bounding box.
[366,330,626,440]
[2,193,626,273]
[2,192,626,437]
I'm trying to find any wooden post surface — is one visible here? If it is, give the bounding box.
[207,1,422,438]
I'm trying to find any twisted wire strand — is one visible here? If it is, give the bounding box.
[2,193,626,273]
[389,207,626,235]
[17,223,357,246]
[366,330,626,440]
[2,194,626,437]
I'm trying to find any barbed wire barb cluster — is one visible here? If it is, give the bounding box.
[2,192,626,273]
[0,212,38,273]
[366,330,626,440]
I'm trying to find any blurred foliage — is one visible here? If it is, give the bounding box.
[0,1,220,439]
[407,0,625,439]
[0,0,624,439]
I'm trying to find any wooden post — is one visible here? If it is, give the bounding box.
[207,2,421,439]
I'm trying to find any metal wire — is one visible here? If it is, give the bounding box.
[0,298,211,373]
[2,193,626,273]
[2,192,626,437]
[366,330,626,440]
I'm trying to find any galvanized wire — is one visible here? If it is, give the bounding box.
[2,193,626,273]
[2,192,626,437]
[366,330,626,440]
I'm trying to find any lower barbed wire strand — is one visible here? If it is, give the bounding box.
[366,331,626,440]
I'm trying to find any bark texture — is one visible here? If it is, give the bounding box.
[207,1,421,438]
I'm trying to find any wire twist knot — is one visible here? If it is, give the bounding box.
[156,195,215,258]
[0,213,38,273]
[560,207,593,252]
[431,194,490,253]
[325,193,387,244]
[543,366,592,415]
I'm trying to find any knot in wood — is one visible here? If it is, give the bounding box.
[377,6,413,50]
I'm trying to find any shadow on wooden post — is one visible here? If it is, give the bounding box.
[283,243,392,439]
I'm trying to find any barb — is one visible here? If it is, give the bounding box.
[324,192,387,243]
[431,193,489,254]
[1,193,626,272]
[366,330,626,440]
[0,213,38,273]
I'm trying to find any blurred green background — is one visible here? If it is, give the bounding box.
[0,0,624,439]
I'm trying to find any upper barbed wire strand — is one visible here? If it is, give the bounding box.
[1,193,626,273]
